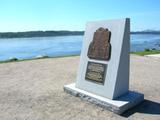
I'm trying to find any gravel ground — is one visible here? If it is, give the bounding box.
[0,55,159,120]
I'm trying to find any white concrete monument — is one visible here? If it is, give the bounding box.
[64,18,144,114]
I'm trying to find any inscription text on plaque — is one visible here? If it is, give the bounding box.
[85,62,107,84]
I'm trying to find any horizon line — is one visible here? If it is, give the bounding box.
[0,29,160,33]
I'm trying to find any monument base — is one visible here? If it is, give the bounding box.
[64,83,144,115]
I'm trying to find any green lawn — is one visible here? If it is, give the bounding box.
[0,54,79,64]
[131,50,160,56]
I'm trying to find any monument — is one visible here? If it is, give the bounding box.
[64,18,144,114]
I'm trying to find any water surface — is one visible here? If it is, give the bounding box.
[0,34,160,61]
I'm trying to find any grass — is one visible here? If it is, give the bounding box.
[131,50,160,56]
[0,54,80,64]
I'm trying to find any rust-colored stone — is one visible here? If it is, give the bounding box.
[87,27,111,60]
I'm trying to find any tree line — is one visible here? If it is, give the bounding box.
[0,31,84,38]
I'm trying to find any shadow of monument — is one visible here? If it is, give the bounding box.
[122,99,160,117]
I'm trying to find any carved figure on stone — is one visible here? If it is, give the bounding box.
[87,27,111,60]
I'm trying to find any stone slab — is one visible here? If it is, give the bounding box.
[145,54,160,59]
[64,83,144,114]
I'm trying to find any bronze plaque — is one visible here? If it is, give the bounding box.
[87,27,111,60]
[85,62,107,84]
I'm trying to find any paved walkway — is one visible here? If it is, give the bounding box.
[145,54,160,59]
[0,55,159,120]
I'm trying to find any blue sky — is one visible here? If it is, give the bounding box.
[0,0,160,32]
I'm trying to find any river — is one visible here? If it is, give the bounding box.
[0,34,160,61]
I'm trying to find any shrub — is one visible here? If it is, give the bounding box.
[152,48,156,50]
[144,48,150,52]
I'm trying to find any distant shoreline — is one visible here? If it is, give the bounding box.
[0,30,160,39]
[131,31,160,34]
[0,31,84,39]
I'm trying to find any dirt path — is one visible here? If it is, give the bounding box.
[0,55,159,120]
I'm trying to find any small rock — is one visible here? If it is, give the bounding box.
[8,57,18,61]
[35,55,49,59]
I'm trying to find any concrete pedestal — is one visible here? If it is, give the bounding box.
[64,83,144,114]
